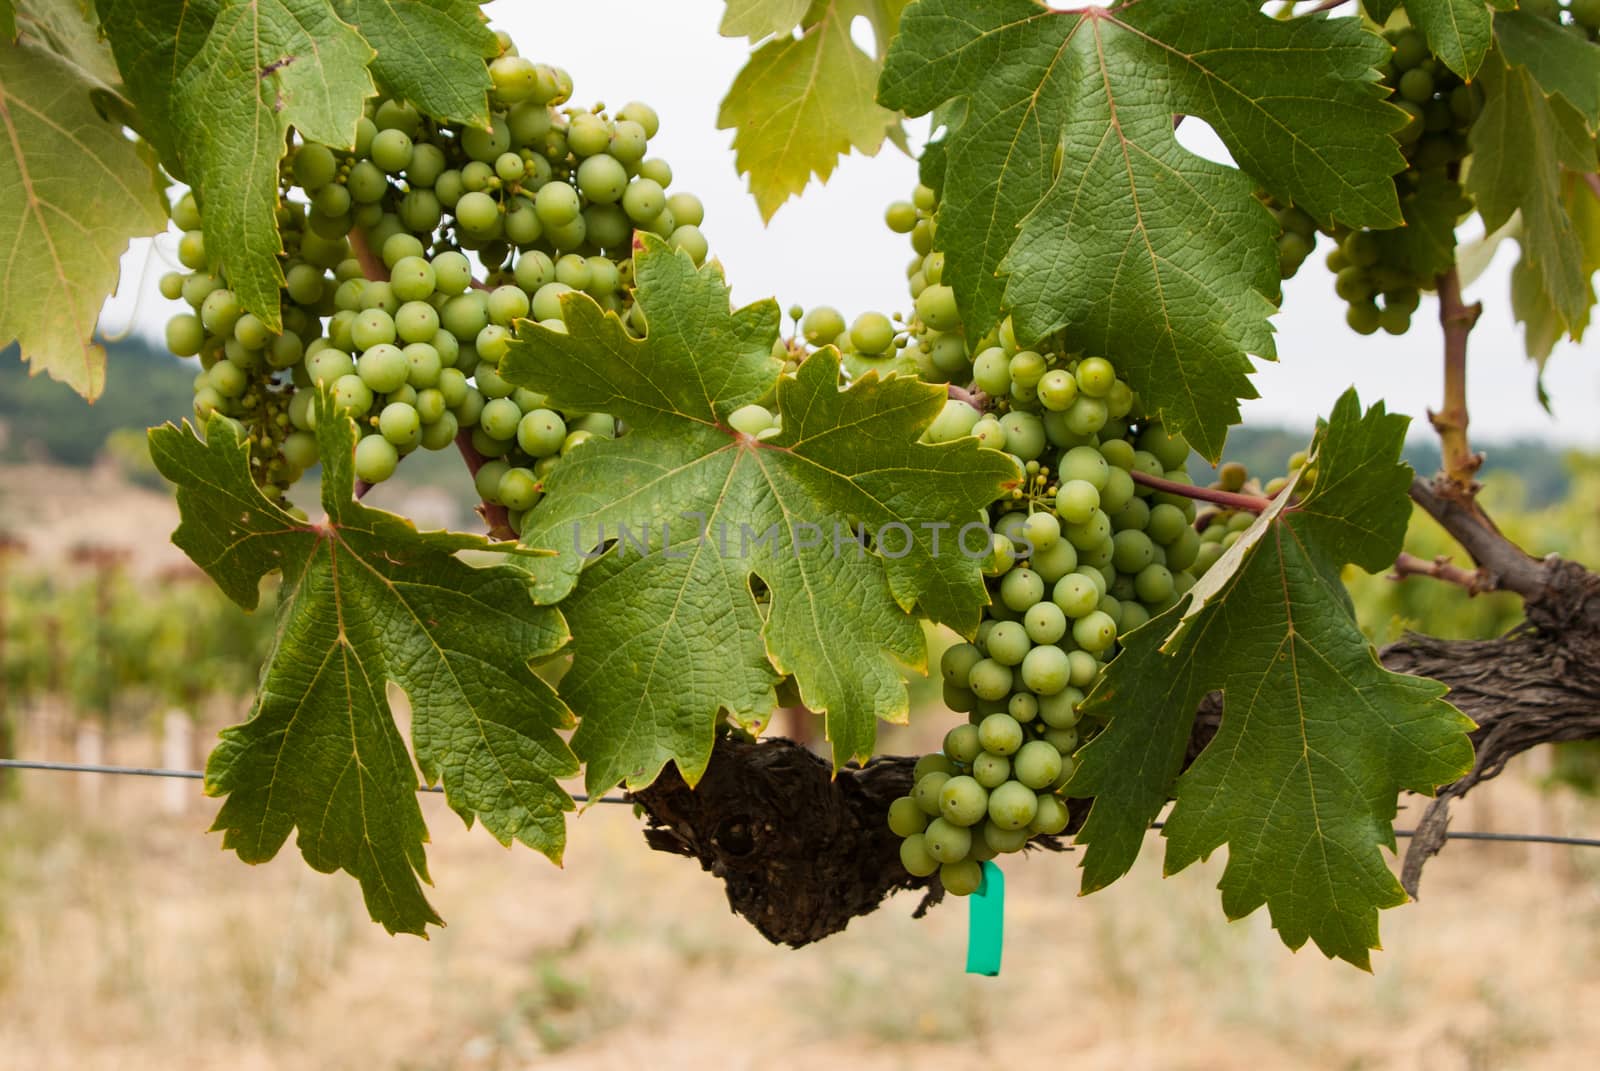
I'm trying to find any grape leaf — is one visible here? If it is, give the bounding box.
[1362,0,1401,20]
[1068,390,1474,968]
[97,0,375,331]
[1512,175,1600,363]
[339,0,495,127]
[0,37,166,400]
[718,0,905,221]
[1494,8,1600,124]
[720,0,810,41]
[879,0,1406,461]
[147,404,578,936]
[1,2,13,39]
[15,0,119,86]
[1374,171,1472,282]
[1469,43,1595,325]
[502,238,1018,795]
[1404,0,1491,80]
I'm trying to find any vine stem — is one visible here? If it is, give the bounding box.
[947,384,988,410]
[1127,469,1272,512]
[1430,266,1484,490]
[1389,551,1489,594]
[453,429,517,541]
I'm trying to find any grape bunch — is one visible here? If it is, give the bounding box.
[880,186,1213,893]
[1191,452,1316,575]
[160,36,710,535]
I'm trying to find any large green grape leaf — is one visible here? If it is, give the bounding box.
[15,0,119,86]
[719,0,906,220]
[879,0,1406,462]
[147,404,578,936]
[1512,175,1600,364]
[1469,41,1597,327]
[97,0,375,331]
[1,3,13,39]
[0,36,166,400]
[1404,0,1492,80]
[1494,8,1600,124]
[502,238,1017,795]
[1069,390,1474,968]
[338,0,495,128]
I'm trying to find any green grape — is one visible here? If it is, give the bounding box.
[801,305,845,346]
[1037,369,1079,411]
[1064,509,1111,550]
[1013,740,1063,790]
[1399,67,1434,104]
[940,860,984,896]
[941,643,984,685]
[666,192,704,227]
[984,621,1031,667]
[370,127,414,173]
[1058,445,1110,490]
[498,467,542,511]
[943,723,983,765]
[577,154,629,203]
[1023,601,1067,645]
[414,387,447,424]
[668,225,709,265]
[999,568,1045,612]
[885,201,918,233]
[1063,396,1108,436]
[390,256,437,302]
[987,781,1038,831]
[377,402,422,449]
[1346,300,1381,335]
[480,397,522,440]
[1008,693,1039,724]
[1054,480,1100,525]
[1030,793,1071,836]
[532,282,574,322]
[983,821,1030,854]
[850,312,895,354]
[977,713,1023,757]
[473,458,510,503]
[1099,468,1135,514]
[972,751,1011,789]
[899,834,940,877]
[354,433,399,483]
[332,374,375,416]
[1008,350,1046,388]
[396,301,441,343]
[1021,511,1061,552]
[925,400,982,443]
[939,775,989,827]
[357,344,409,393]
[1038,688,1082,730]
[914,284,960,331]
[1053,572,1100,618]
[999,411,1047,461]
[1073,610,1117,653]
[622,178,667,223]
[968,658,1013,701]
[972,418,1006,452]
[284,264,325,306]
[166,314,205,357]
[889,796,929,837]
[915,753,956,782]
[924,818,972,863]
[474,361,513,399]
[404,343,443,389]
[420,412,460,451]
[352,308,397,351]
[1031,537,1078,583]
[972,347,1011,395]
[1135,564,1175,604]
[727,403,775,437]
[1020,644,1071,695]
[1112,529,1156,573]
[1075,357,1116,397]
[207,360,247,398]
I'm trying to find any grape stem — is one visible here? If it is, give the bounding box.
[354,478,375,500]
[1127,469,1272,512]
[1388,551,1490,594]
[348,226,389,283]
[947,384,988,411]
[453,429,517,541]
[1429,266,1483,491]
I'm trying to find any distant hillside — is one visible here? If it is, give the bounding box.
[0,337,193,465]
[1193,426,1576,509]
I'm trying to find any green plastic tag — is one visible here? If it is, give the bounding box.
[964,860,1005,976]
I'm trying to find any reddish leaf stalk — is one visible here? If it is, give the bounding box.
[1388,551,1490,594]
[1128,469,1272,512]
[454,429,517,541]
[1430,267,1483,490]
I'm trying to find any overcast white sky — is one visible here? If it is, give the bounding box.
[99,0,1600,445]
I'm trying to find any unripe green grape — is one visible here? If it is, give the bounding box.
[207,359,247,398]
[899,834,939,877]
[192,386,225,420]
[668,225,709,265]
[479,397,522,440]
[1031,537,1078,584]
[939,645,983,691]
[370,127,414,174]
[532,282,573,322]
[1073,610,1117,654]
[1008,350,1046,388]
[357,343,409,393]
[981,532,1016,577]
[510,251,554,295]
[1398,66,1434,104]
[1030,793,1071,835]
[1064,509,1111,551]
[1013,740,1063,790]
[332,374,374,415]
[1165,527,1201,572]
[938,775,988,827]
[999,410,1047,461]
[913,771,952,816]
[389,383,419,408]
[1020,643,1071,695]
[914,753,956,782]
[972,751,1011,790]
[925,399,982,444]
[442,292,490,341]
[665,191,704,228]
[1044,725,1081,754]
[987,781,1038,831]
[389,256,436,303]
[885,200,918,233]
[793,306,841,347]
[927,331,969,374]
[404,343,442,388]
[971,417,1005,451]
[1075,357,1116,397]
[939,859,984,896]
[485,285,530,327]
[984,620,1030,667]
[1346,300,1381,335]
[1111,529,1155,573]
[622,178,667,223]
[1036,368,1077,411]
[414,387,446,425]
[1000,567,1045,612]
[565,112,611,158]
[461,117,512,162]
[608,119,649,164]
[396,301,440,343]
[968,658,1013,701]
[1053,480,1099,527]
[914,284,960,331]
[166,314,205,357]
[924,818,972,863]
[1379,303,1411,336]
[497,467,541,512]
[972,347,1011,395]
[575,153,628,204]
[306,347,356,385]
[1038,688,1082,730]
[1059,445,1111,490]
[977,712,1023,757]
[377,402,420,447]
[353,434,399,483]
[419,411,460,451]
[612,99,658,138]
[455,190,501,235]
[511,409,564,458]
[1021,512,1061,554]
[726,403,774,437]
[849,312,895,355]
[888,796,929,838]
[1063,396,1108,436]
[1052,572,1100,618]
[473,360,512,399]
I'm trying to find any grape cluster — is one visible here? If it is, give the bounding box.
[1191,453,1316,574]
[882,186,1210,893]
[160,37,709,534]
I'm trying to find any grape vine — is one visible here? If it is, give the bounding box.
[4,0,1600,970]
